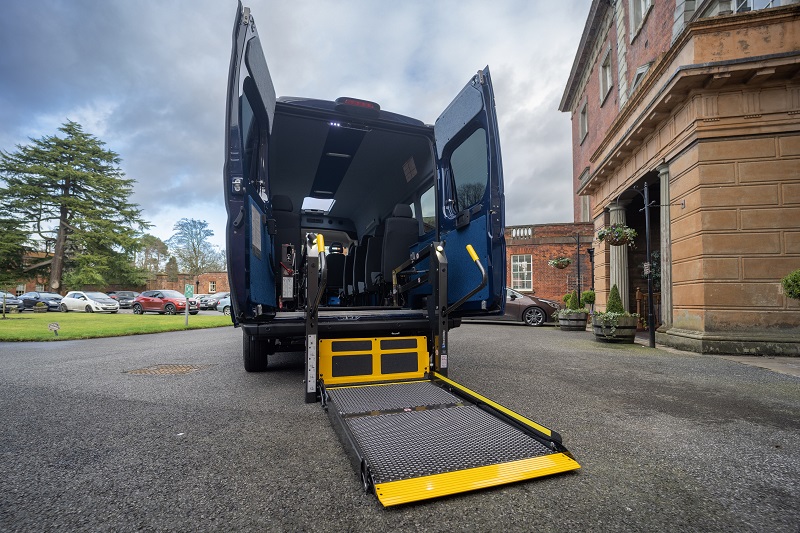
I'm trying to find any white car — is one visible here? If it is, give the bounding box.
[60,291,120,313]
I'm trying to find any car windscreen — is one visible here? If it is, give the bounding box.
[86,292,110,299]
[161,290,185,298]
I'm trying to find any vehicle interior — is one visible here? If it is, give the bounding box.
[261,100,439,311]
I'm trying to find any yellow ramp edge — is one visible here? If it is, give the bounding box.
[374,452,580,507]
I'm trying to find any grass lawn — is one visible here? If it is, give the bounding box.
[0,311,233,341]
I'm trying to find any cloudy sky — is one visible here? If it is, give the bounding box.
[0,0,589,250]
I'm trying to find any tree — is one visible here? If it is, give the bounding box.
[136,234,169,278]
[166,218,225,276]
[0,121,149,290]
[0,217,28,292]
[165,256,179,282]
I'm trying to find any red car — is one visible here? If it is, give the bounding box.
[132,290,199,315]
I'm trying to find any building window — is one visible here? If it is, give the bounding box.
[209,281,216,293]
[16,284,24,296]
[600,48,613,105]
[579,102,588,143]
[630,0,652,40]
[630,62,653,96]
[735,0,781,11]
[511,254,532,291]
[35,284,44,292]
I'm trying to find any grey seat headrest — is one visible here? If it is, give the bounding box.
[272,195,293,212]
[392,204,413,218]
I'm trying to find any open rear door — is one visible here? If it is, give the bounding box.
[434,67,505,316]
[224,2,277,322]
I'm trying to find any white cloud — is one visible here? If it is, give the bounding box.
[1,0,590,250]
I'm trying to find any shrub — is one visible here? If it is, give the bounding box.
[782,269,800,301]
[606,284,624,313]
[562,293,572,307]
[581,290,596,306]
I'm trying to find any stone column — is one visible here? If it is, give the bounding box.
[608,202,630,313]
[658,163,672,330]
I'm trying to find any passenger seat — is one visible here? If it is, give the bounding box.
[381,204,418,287]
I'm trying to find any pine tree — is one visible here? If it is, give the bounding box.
[0,217,28,292]
[0,121,149,290]
[607,284,625,313]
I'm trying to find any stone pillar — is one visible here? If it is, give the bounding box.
[608,202,630,313]
[658,164,672,330]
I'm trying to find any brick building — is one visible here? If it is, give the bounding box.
[505,223,594,303]
[144,271,230,295]
[560,1,800,354]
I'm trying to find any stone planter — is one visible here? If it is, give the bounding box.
[592,315,638,343]
[33,306,48,313]
[558,312,588,331]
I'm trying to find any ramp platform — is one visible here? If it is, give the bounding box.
[325,378,580,506]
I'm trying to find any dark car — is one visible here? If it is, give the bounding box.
[204,292,230,310]
[466,289,559,327]
[0,291,25,313]
[131,290,199,315]
[18,291,63,312]
[108,290,139,309]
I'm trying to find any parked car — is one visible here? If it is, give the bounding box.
[60,291,120,313]
[193,294,210,309]
[216,296,231,316]
[132,290,199,315]
[18,291,63,312]
[107,290,139,309]
[204,292,230,310]
[465,289,559,327]
[0,291,25,313]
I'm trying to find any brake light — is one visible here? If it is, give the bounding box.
[335,97,380,111]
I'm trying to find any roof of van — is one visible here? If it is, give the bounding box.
[276,96,427,127]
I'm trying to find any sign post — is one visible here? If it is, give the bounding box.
[184,284,194,326]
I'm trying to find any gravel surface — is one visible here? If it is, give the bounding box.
[1,324,798,532]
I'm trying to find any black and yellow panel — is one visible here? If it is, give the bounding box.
[374,453,581,507]
[319,336,428,385]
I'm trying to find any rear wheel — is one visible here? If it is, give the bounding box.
[223,305,231,316]
[523,306,546,327]
[60,304,68,313]
[164,303,176,315]
[85,305,94,313]
[132,303,143,315]
[243,331,272,372]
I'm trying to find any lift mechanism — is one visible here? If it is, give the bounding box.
[302,237,579,506]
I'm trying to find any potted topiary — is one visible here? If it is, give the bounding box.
[582,289,596,314]
[548,257,572,269]
[597,224,637,246]
[33,301,48,313]
[782,269,800,301]
[592,284,639,343]
[558,290,589,331]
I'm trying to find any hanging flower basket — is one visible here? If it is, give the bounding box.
[548,257,572,269]
[597,224,637,246]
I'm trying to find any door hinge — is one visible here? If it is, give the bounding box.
[477,70,486,85]
[242,7,251,25]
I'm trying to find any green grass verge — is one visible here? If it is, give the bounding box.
[0,311,233,341]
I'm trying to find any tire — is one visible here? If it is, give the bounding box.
[243,331,271,372]
[132,303,143,315]
[164,304,176,315]
[523,306,546,327]
[189,311,198,315]
[85,305,94,313]
[223,305,231,316]
[60,303,68,313]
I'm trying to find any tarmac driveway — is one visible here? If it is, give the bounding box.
[0,324,798,531]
